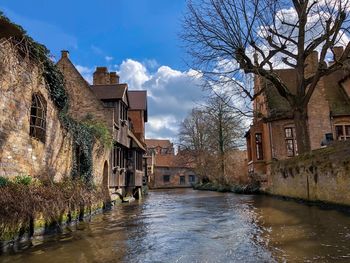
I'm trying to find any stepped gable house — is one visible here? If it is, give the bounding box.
[145,139,197,188]
[245,47,350,185]
[0,15,147,199]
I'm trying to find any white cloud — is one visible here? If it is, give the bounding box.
[75,65,94,84]
[118,59,150,90]
[105,56,113,62]
[76,59,204,140]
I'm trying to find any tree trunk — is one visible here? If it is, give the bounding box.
[218,110,225,182]
[294,108,311,154]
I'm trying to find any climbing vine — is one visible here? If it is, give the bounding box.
[0,11,68,110]
[0,13,112,185]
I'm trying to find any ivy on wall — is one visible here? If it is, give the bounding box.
[0,13,112,185]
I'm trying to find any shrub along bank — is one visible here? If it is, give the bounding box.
[193,181,260,194]
[0,175,111,247]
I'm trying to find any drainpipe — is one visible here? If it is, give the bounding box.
[268,122,274,159]
[268,122,274,187]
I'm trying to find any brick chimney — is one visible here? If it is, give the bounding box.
[61,50,69,59]
[333,46,344,61]
[109,72,120,84]
[305,51,318,77]
[93,67,110,85]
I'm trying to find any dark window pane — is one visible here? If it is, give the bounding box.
[29,93,46,143]
[163,175,170,183]
[180,176,185,185]
[255,133,263,160]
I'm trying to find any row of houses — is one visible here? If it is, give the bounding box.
[0,16,148,198]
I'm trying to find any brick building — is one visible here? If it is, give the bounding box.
[0,17,147,199]
[58,55,147,197]
[145,139,197,188]
[246,48,350,185]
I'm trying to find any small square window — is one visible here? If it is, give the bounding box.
[163,175,170,183]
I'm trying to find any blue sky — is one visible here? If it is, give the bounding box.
[1,0,204,141]
[0,0,188,69]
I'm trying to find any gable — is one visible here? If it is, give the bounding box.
[56,55,112,126]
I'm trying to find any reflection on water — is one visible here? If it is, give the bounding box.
[1,189,350,262]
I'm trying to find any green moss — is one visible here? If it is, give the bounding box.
[0,176,10,187]
[13,174,32,186]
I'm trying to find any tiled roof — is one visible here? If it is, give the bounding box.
[128,130,146,151]
[90,84,127,100]
[324,70,350,116]
[128,91,147,110]
[263,67,350,119]
[145,139,172,148]
[154,152,195,168]
[154,154,176,167]
[128,90,148,122]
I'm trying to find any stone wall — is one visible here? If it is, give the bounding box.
[56,53,113,129]
[0,40,110,187]
[268,141,350,206]
[57,51,112,187]
[0,40,73,181]
[307,76,332,150]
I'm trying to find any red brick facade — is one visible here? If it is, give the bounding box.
[145,139,197,188]
[246,48,350,186]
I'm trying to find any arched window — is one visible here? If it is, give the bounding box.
[29,93,46,143]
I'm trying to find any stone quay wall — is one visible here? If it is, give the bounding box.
[268,141,350,206]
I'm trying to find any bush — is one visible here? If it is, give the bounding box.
[0,176,10,188]
[13,175,32,186]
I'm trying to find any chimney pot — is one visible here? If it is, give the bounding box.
[61,50,69,59]
[109,72,120,84]
[93,67,110,85]
[305,51,318,76]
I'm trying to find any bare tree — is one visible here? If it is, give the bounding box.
[178,108,211,180]
[205,96,244,180]
[178,96,244,184]
[182,0,350,153]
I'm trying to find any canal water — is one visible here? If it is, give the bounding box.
[1,189,350,263]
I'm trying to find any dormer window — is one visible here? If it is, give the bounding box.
[29,93,46,143]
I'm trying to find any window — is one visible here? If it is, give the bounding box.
[163,175,170,183]
[189,175,195,183]
[103,101,116,108]
[285,127,298,157]
[255,133,263,160]
[335,124,350,140]
[30,93,46,143]
[119,102,128,121]
[113,146,127,169]
[180,176,186,185]
[136,151,143,171]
